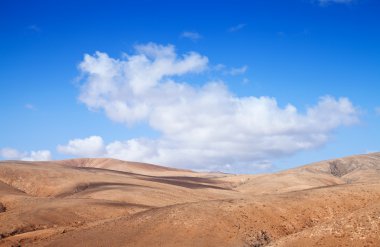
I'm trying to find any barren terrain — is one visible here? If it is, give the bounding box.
[1,153,380,246]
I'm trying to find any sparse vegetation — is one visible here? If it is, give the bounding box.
[1,153,380,246]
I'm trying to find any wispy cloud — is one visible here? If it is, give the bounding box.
[181,31,202,41]
[228,65,248,76]
[228,23,246,32]
[213,64,248,76]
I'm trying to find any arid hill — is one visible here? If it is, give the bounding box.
[1,153,380,246]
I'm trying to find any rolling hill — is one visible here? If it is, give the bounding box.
[1,153,380,246]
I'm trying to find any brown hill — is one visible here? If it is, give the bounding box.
[0,152,379,246]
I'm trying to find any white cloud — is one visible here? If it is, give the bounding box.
[228,24,246,32]
[0,148,22,160]
[181,31,202,41]
[22,150,52,161]
[57,136,104,157]
[79,43,208,124]
[75,43,359,171]
[0,148,51,161]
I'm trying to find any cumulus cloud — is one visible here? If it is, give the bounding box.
[181,31,202,41]
[79,43,208,124]
[57,136,104,156]
[75,43,359,171]
[22,150,51,161]
[0,148,51,161]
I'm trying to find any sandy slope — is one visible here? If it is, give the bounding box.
[0,153,380,246]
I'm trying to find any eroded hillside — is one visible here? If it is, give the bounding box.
[0,153,379,246]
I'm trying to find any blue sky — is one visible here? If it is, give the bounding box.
[0,0,379,173]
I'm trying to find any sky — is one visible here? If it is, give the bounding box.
[0,0,379,173]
